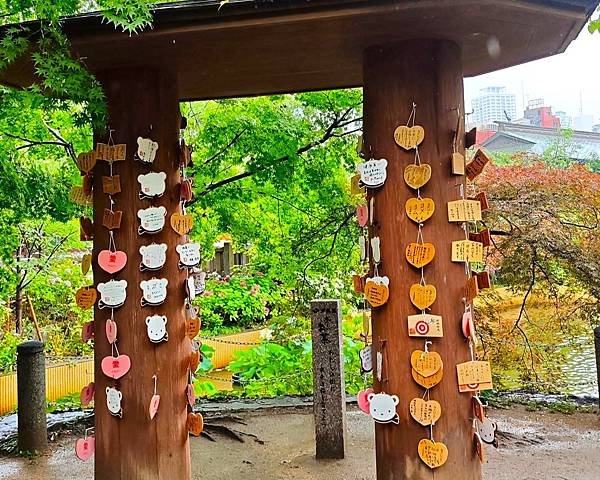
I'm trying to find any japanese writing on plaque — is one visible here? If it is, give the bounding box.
[447,200,482,222]
[456,360,493,393]
[451,240,483,263]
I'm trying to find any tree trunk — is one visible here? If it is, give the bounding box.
[363,40,480,480]
[14,284,23,335]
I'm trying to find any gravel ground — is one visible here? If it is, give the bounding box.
[1,405,599,479]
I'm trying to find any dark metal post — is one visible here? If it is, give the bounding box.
[310,299,346,459]
[594,327,600,410]
[17,340,47,453]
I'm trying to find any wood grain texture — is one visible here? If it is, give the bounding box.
[363,40,480,480]
[0,2,589,99]
[92,68,190,480]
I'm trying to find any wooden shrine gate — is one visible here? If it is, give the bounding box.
[0,1,596,479]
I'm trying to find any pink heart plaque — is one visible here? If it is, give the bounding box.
[149,394,161,420]
[101,354,131,379]
[75,436,95,461]
[105,319,117,344]
[80,382,95,406]
[81,321,94,343]
[98,249,128,274]
[357,388,374,414]
[356,204,369,228]
[186,384,196,407]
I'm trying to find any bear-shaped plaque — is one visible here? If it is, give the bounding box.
[146,314,168,343]
[138,171,167,200]
[138,206,167,235]
[357,159,388,188]
[97,279,127,309]
[106,386,123,418]
[139,243,167,272]
[135,137,158,164]
[176,242,201,269]
[476,417,498,447]
[368,392,399,424]
[140,278,168,307]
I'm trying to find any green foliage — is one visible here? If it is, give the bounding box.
[228,314,368,398]
[0,331,19,373]
[47,392,80,413]
[198,270,282,334]
[589,7,600,34]
[183,91,362,311]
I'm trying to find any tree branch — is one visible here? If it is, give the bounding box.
[194,115,362,199]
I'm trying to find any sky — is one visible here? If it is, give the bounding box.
[463,28,600,123]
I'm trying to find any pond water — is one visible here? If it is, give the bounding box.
[562,341,598,398]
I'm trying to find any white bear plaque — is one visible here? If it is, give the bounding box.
[138,206,167,235]
[139,243,167,271]
[357,159,388,188]
[135,137,158,164]
[106,386,123,418]
[140,278,168,307]
[176,243,201,269]
[146,314,168,343]
[138,172,166,200]
[368,392,399,424]
[97,279,127,309]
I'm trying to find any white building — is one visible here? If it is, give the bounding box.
[471,86,517,126]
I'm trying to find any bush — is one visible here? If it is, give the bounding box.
[0,331,20,373]
[197,271,283,334]
[228,314,369,397]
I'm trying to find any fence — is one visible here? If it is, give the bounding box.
[0,329,265,415]
[204,240,248,276]
[0,357,93,415]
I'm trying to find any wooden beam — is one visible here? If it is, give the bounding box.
[363,40,479,479]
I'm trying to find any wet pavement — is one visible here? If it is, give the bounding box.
[1,405,599,479]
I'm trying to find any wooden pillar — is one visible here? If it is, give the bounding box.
[92,68,190,480]
[310,299,346,459]
[363,41,480,480]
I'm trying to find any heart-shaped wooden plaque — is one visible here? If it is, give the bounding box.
[75,286,97,309]
[418,439,448,469]
[171,213,194,236]
[411,350,443,377]
[98,249,127,275]
[187,384,196,407]
[412,367,443,389]
[105,319,117,344]
[357,388,374,414]
[149,394,161,420]
[405,242,435,268]
[409,398,442,426]
[405,197,435,223]
[409,283,437,310]
[187,412,204,437]
[81,253,92,275]
[75,436,95,461]
[394,125,425,150]
[364,277,390,308]
[356,204,369,228]
[101,354,131,380]
[404,164,431,190]
[77,151,98,173]
[80,382,95,406]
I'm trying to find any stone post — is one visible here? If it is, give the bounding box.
[17,340,47,453]
[310,299,346,459]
